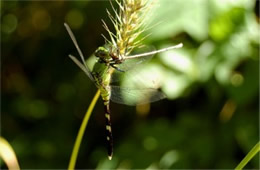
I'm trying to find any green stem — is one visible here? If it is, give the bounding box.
[235,141,260,170]
[68,90,101,170]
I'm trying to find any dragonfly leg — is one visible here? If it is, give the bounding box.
[110,64,125,72]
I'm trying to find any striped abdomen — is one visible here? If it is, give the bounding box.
[100,87,113,160]
[104,103,113,160]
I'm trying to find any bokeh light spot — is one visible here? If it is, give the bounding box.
[17,20,32,38]
[143,136,158,151]
[55,83,76,102]
[29,100,48,119]
[35,141,56,158]
[136,103,150,117]
[160,49,196,78]
[2,14,18,34]
[163,73,189,99]
[219,100,236,122]
[159,150,179,168]
[65,9,84,29]
[230,72,244,86]
[32,9,51,30]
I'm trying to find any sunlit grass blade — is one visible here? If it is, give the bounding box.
[235,141,260,170]
[0,137,20,170]
[68,90,100,170]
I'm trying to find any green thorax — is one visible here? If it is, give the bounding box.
[93,46,113,85]
[92,61,114,104]
[92,61,111,85]
[95,45,121,64]
[94,46,111,63]
[92,46,117,102]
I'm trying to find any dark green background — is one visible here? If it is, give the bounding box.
[1,0,259,169]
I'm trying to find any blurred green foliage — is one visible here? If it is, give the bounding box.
[1,0,259,169]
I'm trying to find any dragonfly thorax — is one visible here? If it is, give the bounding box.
[94,46,112,63]
[94,46,125,71]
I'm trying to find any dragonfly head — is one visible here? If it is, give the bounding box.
[95,46,111,63]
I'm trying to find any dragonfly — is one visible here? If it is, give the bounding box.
[64,23,182,160]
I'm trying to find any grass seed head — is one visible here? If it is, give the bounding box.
[103,0,156,57]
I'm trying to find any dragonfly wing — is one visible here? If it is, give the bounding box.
[111,61,165,94]
[68,55,94,82]
[111,48,156,83]
[111,43,183,83]
[110,85,166,106]
[116,45,156,72]
[65,23,95,82]
[64,23,87,66]
[114,44,183,74]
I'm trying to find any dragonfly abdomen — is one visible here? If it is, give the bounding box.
[104,101,113,160]
[100,84,113,160]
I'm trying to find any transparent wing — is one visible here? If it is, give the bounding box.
[68,55,94,82]
[110,85,166,106]
[125,43,183,60]
[64,23,94,81]
[64,23,87,66]
[111,61,164,90]
[110,62,166,105]
[116,45,156,72]
[111,46,156,83]
[111,43,183,83]
[116,43,183,72]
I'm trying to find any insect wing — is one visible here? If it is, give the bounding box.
[64,23,87,66]
[68,55,94,82]
[117,45,156,71]
[110,85,166,106]
[110,63,166,105]
[64,23,95,82]
[111,46,156,83]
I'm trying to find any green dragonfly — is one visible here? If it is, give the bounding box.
[64,23,182,160]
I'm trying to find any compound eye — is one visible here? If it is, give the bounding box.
[99,51,106,57]
[94,48,108,59]
[94,50,101,57]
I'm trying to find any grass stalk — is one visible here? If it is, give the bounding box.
[0,137,20,170]
[68,90,101,170]
[235,141,260,170]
